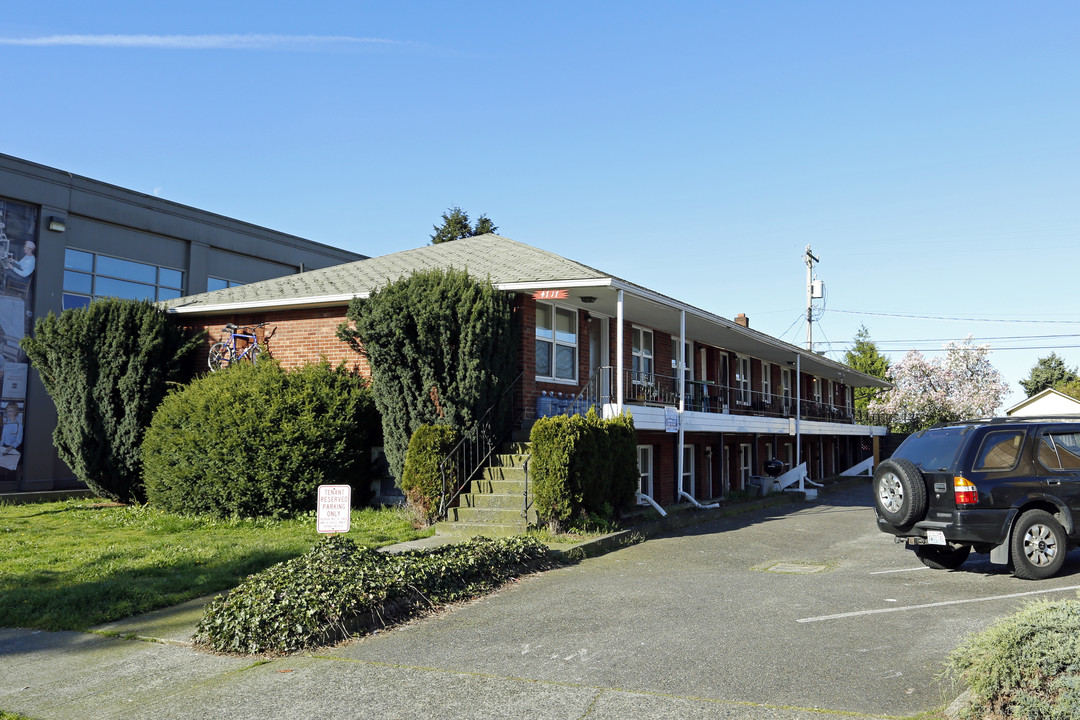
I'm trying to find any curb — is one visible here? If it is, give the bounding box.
[549,477,868,561]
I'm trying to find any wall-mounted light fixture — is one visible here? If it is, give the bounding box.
[580,296,597,304]
[48,216,66,232]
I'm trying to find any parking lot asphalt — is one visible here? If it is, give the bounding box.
[5,482,1080,720]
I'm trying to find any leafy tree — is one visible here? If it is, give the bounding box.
[1019,352,1079,397]
[842,325,891,412]
[430,206,498,244]
[336,268,517,483]
[868,336,1008,431]
[20,298,200,502]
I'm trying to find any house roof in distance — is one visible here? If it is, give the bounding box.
[165,233,891,389]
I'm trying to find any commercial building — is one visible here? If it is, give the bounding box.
[0,153,364,492]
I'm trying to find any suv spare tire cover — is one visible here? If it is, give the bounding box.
[873,457,929,528]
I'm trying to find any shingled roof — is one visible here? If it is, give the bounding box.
[164,234,613,313]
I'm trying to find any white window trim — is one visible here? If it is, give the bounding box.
[735,355,751,405]
[637,445,654,499]
[761,361,772,401]
[632,326,654,385]
[535,301,579,384]
[681,444,695,496]
[739,443,753,483]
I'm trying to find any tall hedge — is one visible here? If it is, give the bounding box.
[529,409,638,529]
[20,298,200,502]
[400,424,461,525]
[336,268,516,484]
[142,360,376,518]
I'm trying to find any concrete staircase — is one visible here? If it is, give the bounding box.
[435,442,536,538]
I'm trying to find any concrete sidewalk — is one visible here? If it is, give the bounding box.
[1,482,946,720]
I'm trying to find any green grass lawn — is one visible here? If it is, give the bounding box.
[0,498,431,632]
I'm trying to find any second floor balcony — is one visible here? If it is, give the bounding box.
[562,366,856,425]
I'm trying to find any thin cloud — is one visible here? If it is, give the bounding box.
[0,34,402,50]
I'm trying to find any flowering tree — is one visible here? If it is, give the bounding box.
[869,336,1008,431]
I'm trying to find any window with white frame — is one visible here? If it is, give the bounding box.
[811,377,822,403]
[632,327,654,384]
[681,444,695,496]
[735,355,751,405]
[784,443,794,472]
[637,445,653,497]
[739,443,753,483]
[535,302,578,382]
[761,361,772,401]
[846,387,853,412]
[782,367,793,410]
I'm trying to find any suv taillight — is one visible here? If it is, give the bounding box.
[954,476,978,505]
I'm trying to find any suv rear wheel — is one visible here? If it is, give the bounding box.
[915,543,971,570]
[873,458,928,529]
[1010,510,1066,580]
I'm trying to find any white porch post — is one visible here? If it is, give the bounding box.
[795,353,802,468]
[616,289,624,415]
[677,310,685,498]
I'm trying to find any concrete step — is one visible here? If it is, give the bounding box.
[447,506,527,525]
[461,492,526,510]
[482,465,527,482]
[492,452,529,468]
[471,478,529,495]
[434,520,528,538]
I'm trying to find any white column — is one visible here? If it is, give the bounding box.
[677,310,685,498]
[616,290,624,415]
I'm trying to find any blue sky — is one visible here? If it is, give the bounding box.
[5,2,1080,407]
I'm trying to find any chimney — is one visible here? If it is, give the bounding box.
[735,313,749,328]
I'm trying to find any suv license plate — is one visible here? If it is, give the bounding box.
[926,530,946,546]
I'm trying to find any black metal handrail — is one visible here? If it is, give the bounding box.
[438,371,525,520]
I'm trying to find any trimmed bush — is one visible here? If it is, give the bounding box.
[194,534,551,655]
[400,424,460,524]
[947,598,1080,719]
[20,298,201,502]
[142,360,376,518]
[530,409,638,530]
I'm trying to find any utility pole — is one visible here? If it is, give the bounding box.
[804,245,820,351]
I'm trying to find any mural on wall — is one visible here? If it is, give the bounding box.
[0,198,36,477]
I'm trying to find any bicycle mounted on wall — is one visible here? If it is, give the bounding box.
[208,322,272,371]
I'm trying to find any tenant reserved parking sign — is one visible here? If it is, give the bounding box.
[317,484,351,534]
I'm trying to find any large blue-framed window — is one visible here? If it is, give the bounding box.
[62,249,184,310]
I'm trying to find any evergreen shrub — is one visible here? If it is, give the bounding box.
[336,268,516,484]
[142,360,376,518]
[194,533,551,654]
[400,424,460,524]
[20,298,201,502]
[529,409,638,530]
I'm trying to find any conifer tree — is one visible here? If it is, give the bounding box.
[337,269,516,482]
[21,298,200,502]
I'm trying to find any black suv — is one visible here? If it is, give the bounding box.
[873,417,1080,579]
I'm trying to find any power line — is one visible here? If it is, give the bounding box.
[827,308,1080,325]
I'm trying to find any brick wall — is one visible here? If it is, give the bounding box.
[179,306,370,377]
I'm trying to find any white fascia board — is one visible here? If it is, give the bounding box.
[165,293,366,315]
[494,278,614,292]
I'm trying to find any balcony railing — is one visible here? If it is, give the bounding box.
[545,367,858,424]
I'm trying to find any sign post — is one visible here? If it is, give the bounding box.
[317,484,352,535]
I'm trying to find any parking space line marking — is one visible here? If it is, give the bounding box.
[797,584,1080,623]
[870,566,930,575]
